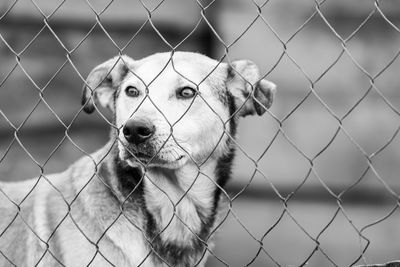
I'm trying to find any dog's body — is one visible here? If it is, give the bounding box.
[1,145,151,266]
[0,52,275,267]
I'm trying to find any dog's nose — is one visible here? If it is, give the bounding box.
[123,119,155,144]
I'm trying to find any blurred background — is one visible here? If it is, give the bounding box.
[1,0,400,266]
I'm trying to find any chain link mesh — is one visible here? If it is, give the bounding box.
[1,0,400,266]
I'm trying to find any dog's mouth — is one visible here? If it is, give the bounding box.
[133,151,152,161]
[125,150,153,164]
[123,148,186,169]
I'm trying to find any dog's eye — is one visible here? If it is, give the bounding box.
[125,86,139,97]
[178,87,196,99]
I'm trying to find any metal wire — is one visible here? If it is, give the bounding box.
[0,0,399,266]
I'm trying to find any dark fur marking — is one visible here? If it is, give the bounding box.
[216,88,230,107]
[107,144,144,201]
[114,160,143,199]
[119,63,130,80]
[242,89,251,99]
[216,66,236,107]
[227,64,236,81]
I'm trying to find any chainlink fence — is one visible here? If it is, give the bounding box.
[1,0,400,266]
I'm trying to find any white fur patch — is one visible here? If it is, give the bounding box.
[143,161,217,246]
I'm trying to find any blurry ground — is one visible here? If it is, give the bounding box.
[1,0,400,266]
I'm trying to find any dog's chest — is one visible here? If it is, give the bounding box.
[101,217,154,266]
[56,214,154,267]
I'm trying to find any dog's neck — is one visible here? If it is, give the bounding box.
[100,143,232,266]
[144,161,217,239]
[143,162,219,265]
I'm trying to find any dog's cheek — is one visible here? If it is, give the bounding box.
[200,103,230,153]
[184,117,226,161]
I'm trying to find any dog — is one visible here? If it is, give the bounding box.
[0,51,276,267]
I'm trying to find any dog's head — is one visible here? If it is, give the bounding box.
[82,52,276,169]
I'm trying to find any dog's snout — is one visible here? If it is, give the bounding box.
[123,119,155,144]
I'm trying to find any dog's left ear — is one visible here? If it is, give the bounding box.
[226,60,276,117]
[81,55,132,113]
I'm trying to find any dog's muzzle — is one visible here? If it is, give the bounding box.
[123,119,155,145]
[122,119,158,164]
[121,119,186,168]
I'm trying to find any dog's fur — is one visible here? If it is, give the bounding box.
[0,52,276,267]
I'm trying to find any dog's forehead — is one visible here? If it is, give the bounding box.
[132,52,226,85]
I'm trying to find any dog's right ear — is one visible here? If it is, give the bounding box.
[81,55,133,113]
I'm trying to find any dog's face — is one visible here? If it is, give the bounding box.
[82,52,276,169]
